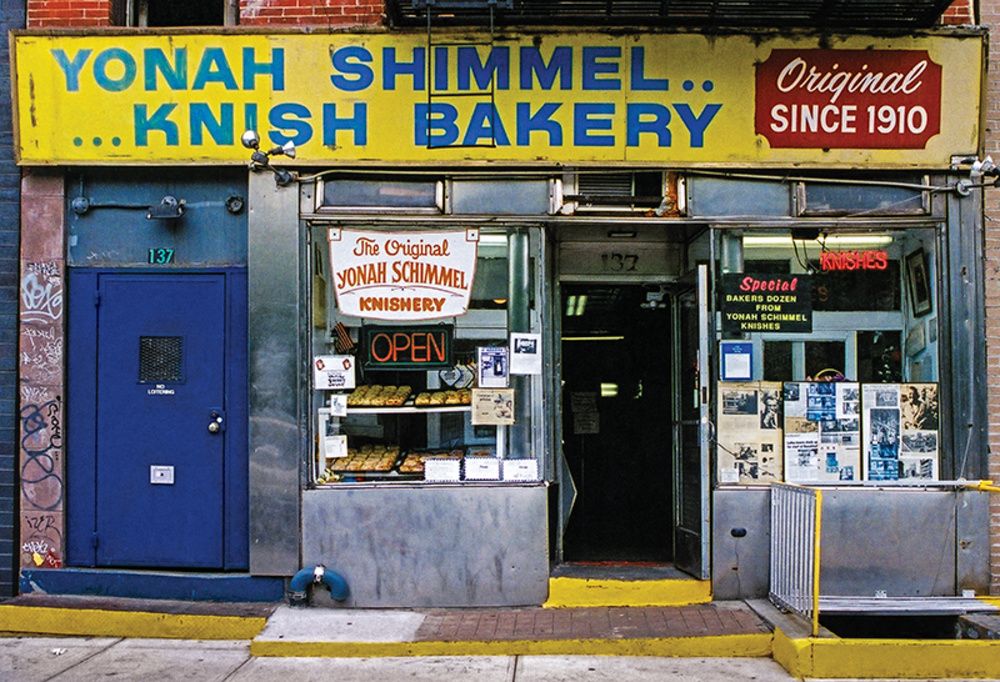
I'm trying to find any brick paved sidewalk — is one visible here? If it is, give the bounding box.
[415,603,770,642]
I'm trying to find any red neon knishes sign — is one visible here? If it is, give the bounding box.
[755,50,942,149]
[819,250,889,271]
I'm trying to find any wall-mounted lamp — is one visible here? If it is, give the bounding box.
[146,195,185,220]
[241,130,297,187]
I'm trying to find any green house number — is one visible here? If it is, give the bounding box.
[148,248,175,265]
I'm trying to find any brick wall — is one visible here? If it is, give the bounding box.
[1,1,26,597]
[239,0,382,26]
[27,0,382,28]
[984,0,1000,597]
[26,0,113,28]
[940,0,975,24]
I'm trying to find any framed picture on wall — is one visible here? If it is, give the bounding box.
[905,248,932,317]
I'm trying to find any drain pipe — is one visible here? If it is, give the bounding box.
[289,565,349,606]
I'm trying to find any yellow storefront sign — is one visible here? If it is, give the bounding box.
[10,30,983,167]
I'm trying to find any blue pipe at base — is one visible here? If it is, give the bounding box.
[288,565,349,605]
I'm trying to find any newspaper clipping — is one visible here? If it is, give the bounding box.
[783,382,861,482]
[862,383,938,481]
[717,382,783,485]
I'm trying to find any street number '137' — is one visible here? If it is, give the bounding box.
[601,253,638,271]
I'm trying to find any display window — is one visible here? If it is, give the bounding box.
[307,225,544,486]
[716,228,941,486]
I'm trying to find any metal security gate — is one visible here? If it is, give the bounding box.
[769,482,823,636]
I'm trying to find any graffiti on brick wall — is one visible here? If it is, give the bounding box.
[20,261,64,383]
[20,391,63,512]
[20,513,63,569]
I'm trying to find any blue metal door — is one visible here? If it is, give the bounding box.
[95,274,226,568]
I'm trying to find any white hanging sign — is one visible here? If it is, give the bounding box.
[328,228,479,321]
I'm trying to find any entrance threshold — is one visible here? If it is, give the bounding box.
[545,562,711,608]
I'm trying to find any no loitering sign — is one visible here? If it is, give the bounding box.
[328,228,479,321]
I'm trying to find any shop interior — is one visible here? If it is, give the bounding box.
[560,284,674,562]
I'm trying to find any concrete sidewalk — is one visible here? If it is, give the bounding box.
[4,594,1000,679]
[0,638,803,682]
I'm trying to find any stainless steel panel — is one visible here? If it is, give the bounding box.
[303,485,550,607]
[686,176,791,217]
[712,488,771,600]
[248,173,303,575]
[557,242,682,279]
[452,180,551,215]
[819,489,956,597]
[956,489,991,594]
[941,180,986,479]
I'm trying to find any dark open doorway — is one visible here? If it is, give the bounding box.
[560,284,673,562]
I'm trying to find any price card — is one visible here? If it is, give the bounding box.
[329,393,348,417]
[464,457,501,480]
[313,355,356,391]
[502,460,538,481]
[324,434,348,460]
[425,458,462,482]
[471,388,515,426]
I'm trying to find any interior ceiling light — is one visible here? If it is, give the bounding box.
[743,234,894,248]
[561,336,626,342]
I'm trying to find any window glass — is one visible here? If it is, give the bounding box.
[311,227,538,486]
[763,341,792,381]
[321,179,439,209]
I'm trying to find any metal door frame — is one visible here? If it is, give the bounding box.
[670,264,711,579]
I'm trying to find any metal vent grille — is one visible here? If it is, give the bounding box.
[573,172,664,208]
[578,173,635,198]
[139,336,183,383]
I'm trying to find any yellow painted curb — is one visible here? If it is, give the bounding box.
[543,577,712,608]
[0,605,267,640]
[250,633,773,658]
[977,596,1000,608]
[773,627,1000,679]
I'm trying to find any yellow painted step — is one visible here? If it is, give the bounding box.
[0,604,267,640]
[544,576,712,608]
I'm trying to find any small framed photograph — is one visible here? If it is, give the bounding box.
[905,248,932,318]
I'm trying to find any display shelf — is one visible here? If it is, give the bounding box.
[347,404,471,415]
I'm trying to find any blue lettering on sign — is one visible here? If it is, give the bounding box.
[243,47,285,91]
[190,103,234,145]
[192,47,239,90]
[144,48,187,91]
[94,48,137,92]
[674,103,722,147]
[626,103,671,147]
[383,47,426,91]
[630,47,668,91]
[462,102,510,145]
[457,46,510,91]
[414,103,459,146]
[330,46,374,92]
[581,47,621,91]
[518,47,572,90]
[268,103,313,146]
[322,103,368,146]
[51,48,92,92]
[434,47,449,92]
[574,103,615,146]
[516,103,562,145]
[134,103,179,146]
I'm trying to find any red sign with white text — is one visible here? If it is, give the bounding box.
[755,50,942,149]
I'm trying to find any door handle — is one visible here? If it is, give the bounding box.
[208,409,225,434]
